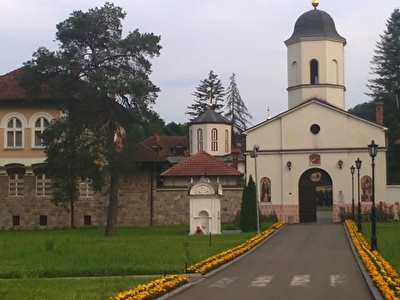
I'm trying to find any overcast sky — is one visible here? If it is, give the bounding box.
[1,0,399,125]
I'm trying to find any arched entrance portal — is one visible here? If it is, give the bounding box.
[299,168,333,223]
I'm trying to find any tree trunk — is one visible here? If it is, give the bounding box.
[105,173,119,236]
[70,197,76,229]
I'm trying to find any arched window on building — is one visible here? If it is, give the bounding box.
[310,59,319,84]
[224,129,229,153]
[211,128,218,151]
[79,179,94,198]
[7,117,23,148]
[197,129,203,152]
[34,117,50,147]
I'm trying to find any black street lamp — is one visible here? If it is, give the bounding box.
[368,140,378,251]
[250,144,260,234]
[355,158,362,232]
[350,165,355,221]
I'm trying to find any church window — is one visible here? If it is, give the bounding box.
[36,173,52,197]
[7,117,23,148]
[34,117,49,147]
[225,130,229,152]
[310,124,320,134]
[197,129,203,151]
[310,59,319,84]
[211,128,218,151]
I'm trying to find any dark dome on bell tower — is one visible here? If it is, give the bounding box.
[285,9,346,45]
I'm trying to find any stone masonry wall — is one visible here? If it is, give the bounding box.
[0,171,243,230]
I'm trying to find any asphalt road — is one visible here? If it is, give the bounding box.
[166,222,376,300]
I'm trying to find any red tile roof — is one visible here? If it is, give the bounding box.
[160,151,243,177]
[141,133,188,157]
[0,68,26,100]
[135,143,168,163]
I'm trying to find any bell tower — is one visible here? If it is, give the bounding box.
[284,1,346,109]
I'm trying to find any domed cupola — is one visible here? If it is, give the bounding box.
[188,108,232,156]
[285,9,346,45]
[284,1,346,109]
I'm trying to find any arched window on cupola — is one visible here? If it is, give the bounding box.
[197,129,203,152]
[310,59,319,84]
[211,128,218,151]
[224,129,229,153]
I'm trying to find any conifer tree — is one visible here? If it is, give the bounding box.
[352,8,400,183]
[240,175,258,232]
[186,70,225,120]
[21,2,161,235]
[224,73,252,145]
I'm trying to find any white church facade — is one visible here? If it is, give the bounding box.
[244,3,388,223]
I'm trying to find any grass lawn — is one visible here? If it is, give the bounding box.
[0,224,268,300]
[361,221,400,273]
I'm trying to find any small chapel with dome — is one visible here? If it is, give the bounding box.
[244,1,388,223]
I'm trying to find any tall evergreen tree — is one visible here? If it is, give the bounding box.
[186,70,225,120]
[21,2,161,235]
[356,8,400,183]
[239,175,258,232]
[224,73,252,145]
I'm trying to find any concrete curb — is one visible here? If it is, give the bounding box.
[158,224,287,299]
[342,223,383,300]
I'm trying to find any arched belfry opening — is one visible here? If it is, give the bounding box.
[299,168,332,223]
[310,59,319,84]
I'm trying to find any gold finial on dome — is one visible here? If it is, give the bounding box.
[312,0,319,9]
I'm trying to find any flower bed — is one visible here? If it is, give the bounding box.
[108,222,284,299]
[186,221,285,274]
[108,275,189,300]
[344,219,400,300]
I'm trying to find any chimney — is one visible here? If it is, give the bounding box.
[375,101,384,125]
[231,149,239,170]
[154,133,161,143]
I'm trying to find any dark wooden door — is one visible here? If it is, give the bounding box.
[299,168,332,223]
[299,186,317,222]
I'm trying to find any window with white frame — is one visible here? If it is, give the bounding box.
[211,128,218,151]
[7,117,23,148]
[79,179,94,197]
[36,173,52,197]
[34,117,49,147]
[197,129,203,152]
[9,173,24,196]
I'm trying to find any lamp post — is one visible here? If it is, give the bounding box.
[368,140,378,251]
[355,158,362,232]
[251,144,260,234]
[350,165,355,221]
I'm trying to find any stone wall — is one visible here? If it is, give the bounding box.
[0,171,243,230]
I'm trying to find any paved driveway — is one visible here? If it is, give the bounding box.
[165,222,378,300]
